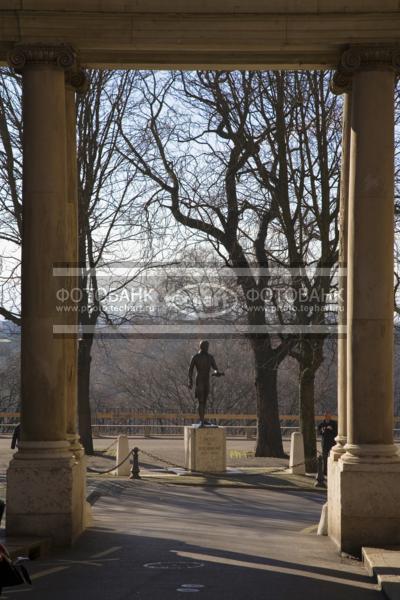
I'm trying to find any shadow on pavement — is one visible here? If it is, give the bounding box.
[1,480,381,600]
[11,527,380,600]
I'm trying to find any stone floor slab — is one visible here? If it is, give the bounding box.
[363,547,400,600]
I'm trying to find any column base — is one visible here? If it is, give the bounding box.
[6,441,88,545]
[329,436,347,461]
[67,433,85,458]
[328,447,400,555]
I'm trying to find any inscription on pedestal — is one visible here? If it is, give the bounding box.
[184,426,226,473]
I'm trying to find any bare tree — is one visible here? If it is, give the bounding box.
[118,71,293,456]
[75,69,161,453]
[250,71,341,469]
[0,68,22,325]
[118,69,341,462]
[177,71,340,468]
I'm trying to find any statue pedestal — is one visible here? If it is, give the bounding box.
[184,425,226,473]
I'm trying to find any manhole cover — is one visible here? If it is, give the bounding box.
[144,561,204,570]
[177,584,205,593]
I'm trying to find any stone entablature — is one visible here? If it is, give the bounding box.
[2,3,400,70]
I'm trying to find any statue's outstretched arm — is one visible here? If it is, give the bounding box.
[210,354,224,376]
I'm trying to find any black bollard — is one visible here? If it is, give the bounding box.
[130,447,141,480]
[315,455,326,488]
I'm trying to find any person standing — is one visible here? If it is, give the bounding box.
[318,412,337,475]
[10,423,20,450]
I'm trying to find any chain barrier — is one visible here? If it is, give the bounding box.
[97,438,118,455]
[284,451,323,471]
[138,447,237,480]
[139,446,244,479]
[87,449,133,474]
[87,444,326,487]
[138,448,188,472]
[137,447,325,480]
[280,451,325,471]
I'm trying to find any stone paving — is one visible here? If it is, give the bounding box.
[0,435,296,509]
[0,436,386,599]
[0,479,382,600]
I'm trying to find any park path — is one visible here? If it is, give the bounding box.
[2,480,381,600]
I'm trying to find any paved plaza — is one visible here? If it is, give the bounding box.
[0,437,382,600]
[1,481,380,600]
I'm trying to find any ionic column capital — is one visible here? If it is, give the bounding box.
[330,45,400,95]
[330,70,352,96]
[65,68,89,94]
[7,43,77,72]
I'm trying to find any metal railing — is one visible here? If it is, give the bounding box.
[91,424,301,438]
[0,411,307,439]
[1,412,400,440]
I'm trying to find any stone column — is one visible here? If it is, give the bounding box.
[6,45,86,545]
[331,92,351,459]
[65,70,86,455]
[63,70,91,535]
[327,78,351,546]
[16,46,74,445]
[328,46,400,555]
[345,56,396,460]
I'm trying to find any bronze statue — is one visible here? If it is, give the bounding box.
[188,340,224,426]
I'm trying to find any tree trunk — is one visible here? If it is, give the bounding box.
[298,338,323,472]
[78,335,94,455]
[251,338,285,457]
[299,361,317,472]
